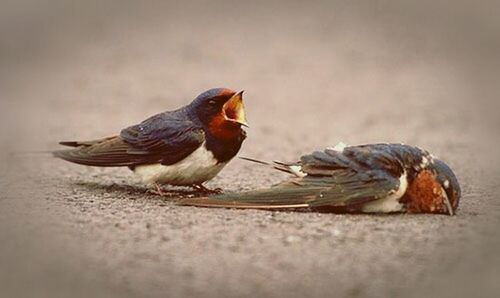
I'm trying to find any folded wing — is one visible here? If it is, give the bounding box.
[54,113,204,167]
[180,147,404,212]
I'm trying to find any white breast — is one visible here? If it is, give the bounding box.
[133,142,227,186]
[361,171,408,213]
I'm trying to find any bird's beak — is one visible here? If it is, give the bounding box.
[223,90,248,127]
[442,187,454,216]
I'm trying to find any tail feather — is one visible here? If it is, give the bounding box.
[238,156,271,166]
[53,136,135,167]
[59,141,83,147]
[179,186,324,210]
[239,156,296,175]
[59,136,117,148]
[180,197,309,209]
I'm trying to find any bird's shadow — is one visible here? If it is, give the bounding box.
[72,181,206,200]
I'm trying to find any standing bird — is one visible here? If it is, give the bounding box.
[54,88,248,194]
[180,143,461,215]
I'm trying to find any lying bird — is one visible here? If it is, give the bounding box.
[179,143,461,215]
[54,88,248,194]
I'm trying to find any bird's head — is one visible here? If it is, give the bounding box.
[191,88,248,138]
[431,159,461,215]
[405,158,461,215]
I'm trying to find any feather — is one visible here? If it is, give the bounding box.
[180,145,408,212]
[179,169,401,212]
[54,112,205,167]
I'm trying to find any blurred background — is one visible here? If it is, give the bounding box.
[1,1,499,298]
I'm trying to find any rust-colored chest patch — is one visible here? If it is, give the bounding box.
[208,113,242,139]
[404,170,447,214]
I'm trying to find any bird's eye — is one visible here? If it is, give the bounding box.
[208,99,217,105]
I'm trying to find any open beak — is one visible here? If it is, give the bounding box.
[223,90,248,127]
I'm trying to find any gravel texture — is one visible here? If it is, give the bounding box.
[1,1,499,298]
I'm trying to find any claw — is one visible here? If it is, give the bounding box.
[192,184,223,194]
[149,183,167,196]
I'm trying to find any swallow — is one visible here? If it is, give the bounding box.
[53,88,248,193]
[179,143,461,215]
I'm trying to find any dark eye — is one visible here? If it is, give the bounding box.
[208,99,217,105]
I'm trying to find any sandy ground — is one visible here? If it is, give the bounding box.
[1,1,499,297]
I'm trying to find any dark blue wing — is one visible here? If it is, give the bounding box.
[179,168,401,211]
[120,112,205,166]
[179,144,411,211]
[299,144,405,177]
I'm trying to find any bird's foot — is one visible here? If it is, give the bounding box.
[149,183,168,196]
[191,184,223,194]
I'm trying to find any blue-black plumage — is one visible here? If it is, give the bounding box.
[53,88,248,193]
[180,143,461,215]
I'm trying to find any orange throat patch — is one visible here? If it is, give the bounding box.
[208,113,243,139]
[404,170,449,214]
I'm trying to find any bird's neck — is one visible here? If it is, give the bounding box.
[205,125,245,164]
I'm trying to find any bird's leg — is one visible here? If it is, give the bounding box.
[149,183,166,196]
[191,184,223,194]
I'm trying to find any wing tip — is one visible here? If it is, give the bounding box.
[178,197,310,210]
[59,141,80,147]
[238,156,271,165]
